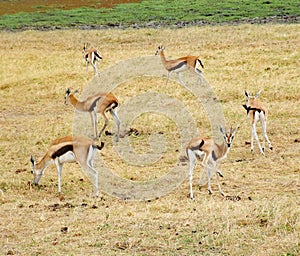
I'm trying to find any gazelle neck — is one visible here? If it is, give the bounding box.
[36,154,53,171]
[68,94,82,109]
[213,141,230,161]
[159,50,168,66]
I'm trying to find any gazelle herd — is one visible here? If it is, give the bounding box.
[30,44,272,199]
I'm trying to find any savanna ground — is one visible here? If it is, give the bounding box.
[0,24,299,255]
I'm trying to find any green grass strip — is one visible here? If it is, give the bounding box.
[0,0,299,30]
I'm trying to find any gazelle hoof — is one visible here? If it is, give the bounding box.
[217,171,223,178]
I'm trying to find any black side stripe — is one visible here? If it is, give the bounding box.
[242,105,262,114]
[212,150,218,161]
[199,139,205,149]
[169,61,187,71]
[189,139,205,152]
[89,96,102,111]
[94,51,102,60]
[51,145,73,159]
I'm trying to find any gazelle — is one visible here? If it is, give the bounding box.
[30,136,104,197]
[243,90,273,154]
[83,43,102,76]
[65,88,121,142]
[186,126,238,199]
[155,45,204,88]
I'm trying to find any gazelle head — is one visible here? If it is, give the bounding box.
[155,45,165,55]
[219,125,238,148]
[245,90,261,105]
[83,43,88,54]
[30,155,43,185]
[64,88,78,104]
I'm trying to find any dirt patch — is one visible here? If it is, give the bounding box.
[0,0,140,16]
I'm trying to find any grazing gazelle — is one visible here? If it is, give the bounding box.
[83,43,102,76]
[243,90,273,154]
[30,136,104,197]
[155,45,204,88]
[186,126,238,199]
[65,88,121,142]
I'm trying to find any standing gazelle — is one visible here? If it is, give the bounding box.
[65,89,121,142]
[30,136,104,197]
[83,43,102,76]
[155,45,204,88]
[186,126,238,199]
[243,90,273,154]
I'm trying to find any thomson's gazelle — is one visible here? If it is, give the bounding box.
[243,90,272,154]
[83,43,102,76]
[155,45,204,88]
[65,89,121,142]
[30,136,104,197]
[186,126,238,199]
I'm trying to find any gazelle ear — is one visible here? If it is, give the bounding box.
[65,88,71,95]
[245,90,249,98]
[232,124,239,134]
[255,90,261,98]
[30,155,35,166]
[219,125,225,135]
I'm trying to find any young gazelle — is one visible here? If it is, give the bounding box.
[65,89,121,142]
[83,43,102,76]
[30,136,104,197]
[186,126,238,199]
[155,45,204,87]
[243,90,273,154]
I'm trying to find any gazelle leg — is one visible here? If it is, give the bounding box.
[110,109,121,142]
[90,111,98,139]
[252,113,264,154]
[166,71,171,85]
[177,72,188,88]
[99,113,109,139]
[201,153,208,167]
[92,62,98,76]
[87,165,98,197]
[85,147,99,197]
[261,117,273,150]
[206,165,213,194]
[187,149,196,199]
[252,124,264,154]
[215,168,225,196]
[54,159,63,193]
[250,124,255,153]
[194,68,203,84]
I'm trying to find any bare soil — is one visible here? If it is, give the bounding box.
[0,0,140,16]
[0,24,299,255]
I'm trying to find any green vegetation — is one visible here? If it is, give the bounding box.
[0,0,299,30]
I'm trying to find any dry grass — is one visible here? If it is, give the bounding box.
[0,24,299,255]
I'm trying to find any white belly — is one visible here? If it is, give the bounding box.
[58,151,76,164]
